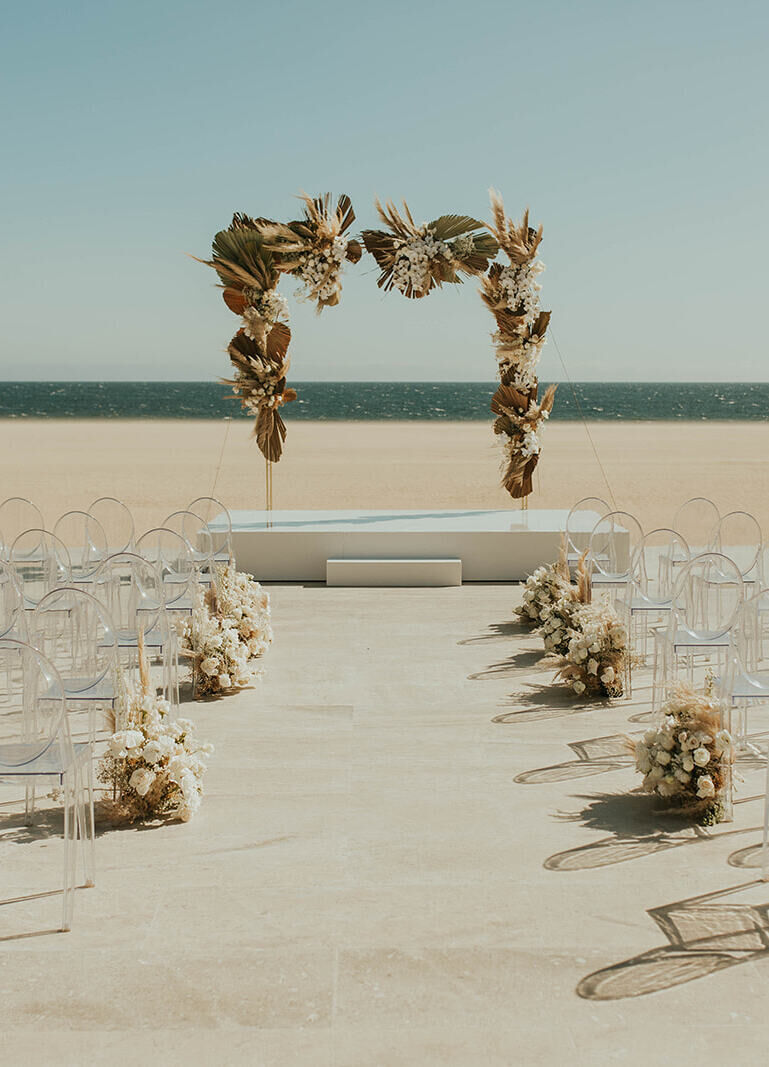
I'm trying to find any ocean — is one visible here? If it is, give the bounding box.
[0,381,767,421]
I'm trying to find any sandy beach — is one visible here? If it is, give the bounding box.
[1,419,768,536]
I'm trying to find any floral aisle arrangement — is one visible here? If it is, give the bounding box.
[178,587,260,698]
[633,684,733,824]
[214,563,273,658]
[516,539,572,626]
[98,640,213,822]
[481,191,555,500]
[558,599,628,698]
[361,200,498,299]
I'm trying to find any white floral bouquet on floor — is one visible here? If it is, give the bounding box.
[516,542,572,626]
[540,589,582,656]
[178,587,261,698]
[98,643,213,822]
[215,563,273,658]
[634,684,733,824]
[558,599,627,698]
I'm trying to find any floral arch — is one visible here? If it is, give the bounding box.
[197,191,554,501]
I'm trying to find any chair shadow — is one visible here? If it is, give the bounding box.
[468,647,546,681]
[577,880,769,1000]
[544,792,759,872]
[0,802,183,844]
[458,620,531,646]
[493,681,612,724]
[514,734,635,785]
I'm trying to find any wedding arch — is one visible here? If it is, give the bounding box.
[197,191,554,502]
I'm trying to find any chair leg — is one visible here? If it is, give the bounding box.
[61,774,76,931]
[762,746,769,882]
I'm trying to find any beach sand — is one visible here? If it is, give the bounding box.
[1,419,767,534]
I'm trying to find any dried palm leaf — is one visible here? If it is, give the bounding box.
[488,189,542,266]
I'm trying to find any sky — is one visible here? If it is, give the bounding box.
[0,0,767,382]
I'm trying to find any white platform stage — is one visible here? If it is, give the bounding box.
[217,509,603,584]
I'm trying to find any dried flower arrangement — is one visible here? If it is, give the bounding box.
[516,539,572,626]
[634,683,733,824]
[98,637,213,822]
[481,191,555,500]
[361,200,498,299]
[558,600,628,698]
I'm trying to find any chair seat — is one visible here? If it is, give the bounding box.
[629,598,673,614]
[115,627,170,650]
[672,629,730,651]
[728,669,769,702]
[0,741,90,778]
[42,676,116,703]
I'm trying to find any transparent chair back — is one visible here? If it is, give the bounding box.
[91,552,164,642]
[672,552,744,640]
[0,498,44,560]
[188,496,233,562]
[0,561,25,640]
[565,497,610,562]
[714,511,763,582]
[630,528,690,607]
[135,528,195,607]
[31,587,117,698]
[8,530,72,609]
[53,510,108,582]
[163,510,214,573]
[0,638,69,766]
[588,510,643,580]
[88,497,135,555]
[672,497,720,557]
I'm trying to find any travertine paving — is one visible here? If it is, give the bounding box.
[1,584,767,1065]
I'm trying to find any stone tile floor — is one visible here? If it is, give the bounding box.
[1,584,767,1064]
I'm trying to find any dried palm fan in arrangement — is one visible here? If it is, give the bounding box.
[361,199,498,298]
[481,190,556,499]
[256,192,362,312]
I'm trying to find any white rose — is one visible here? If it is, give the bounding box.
[675,768,691,784]
[693,747,710,767]
[573,681,586,695]
[142,740,164,765]
[656,750,672,766]
[589,644,601,654]
[682,756,694,772]
[200,657,219,677]
[648,765,664,781]
[696,774,715,799]
[659,733,676,752]
[218,674,232,688]
[129,767,156,797]
[587,658,599,675]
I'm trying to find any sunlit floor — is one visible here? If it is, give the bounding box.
[1,584,768,1065]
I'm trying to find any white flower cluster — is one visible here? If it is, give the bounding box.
[214,563,273,658]
[539,593,581,656]
[519,430,541,458]
[242,291,288,337]
[295,236,348,304]
[391,228,452,296]
[563,600,627,697]
[516,561,571,626]
[498,260,544,327]
[178,590,260,698]
[495,333,546,389]
[98,691,213,822]
[635,688,732,816]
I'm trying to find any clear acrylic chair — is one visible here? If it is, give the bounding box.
[653,552,744,710]
[588,510,644,592]
[92,552,178,706]
[53,510,108,585]
[31,587,119,742]
[564,497,610,574]
[188,496,234,565]
[162,510,215,587]
[713,511,763,587]
[135,527,197,616]
[0,560,26,641]
[672,497,720,559]
[620,528,690,696]
[0,498,45,560]
[88,497,135,555]
[8,530,72,611]
[0,638,94,931]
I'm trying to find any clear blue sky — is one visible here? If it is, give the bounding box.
[1,0,766,382]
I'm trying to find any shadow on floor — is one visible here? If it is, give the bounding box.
[457,621,530,646]
[544,793,759,871]
[492,680,620,724]
[577,880,769,999]
[514,734,635,785]
[468,648,546,680]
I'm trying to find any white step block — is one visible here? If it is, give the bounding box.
[326,558,462,588]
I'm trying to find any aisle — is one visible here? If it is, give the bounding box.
[1,584,767,1065]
